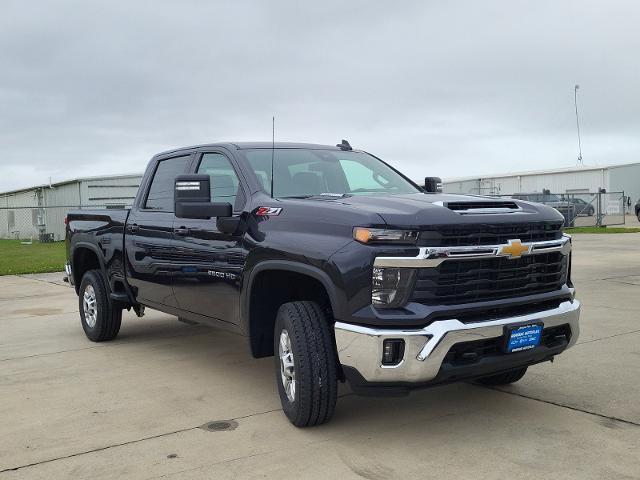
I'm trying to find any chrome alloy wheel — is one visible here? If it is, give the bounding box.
[83,284,98,328]
[278,329,296,402]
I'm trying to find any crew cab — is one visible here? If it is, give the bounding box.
[65,141,580,427]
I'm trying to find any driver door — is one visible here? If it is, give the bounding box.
[171,151,247,326]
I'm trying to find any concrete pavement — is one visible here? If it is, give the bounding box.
[1,233,639,479]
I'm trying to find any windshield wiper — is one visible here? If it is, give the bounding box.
[280,193,350,200]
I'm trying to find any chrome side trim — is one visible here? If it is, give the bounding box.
[374,235,571,268]
[334,299,580,383]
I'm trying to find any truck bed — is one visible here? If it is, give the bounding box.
[65,208,130,290]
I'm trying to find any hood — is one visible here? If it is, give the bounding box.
[282,192,565,229]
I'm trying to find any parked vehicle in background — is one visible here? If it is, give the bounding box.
[65,141,580,427]
[635,198,640,221]
[563,197,595,216]
[511,192,575,224]
[511,192,570,210]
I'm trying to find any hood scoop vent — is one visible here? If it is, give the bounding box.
[436,200,522,214]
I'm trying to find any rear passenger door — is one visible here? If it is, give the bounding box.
[172,150,247,326]
[125,154,192,307]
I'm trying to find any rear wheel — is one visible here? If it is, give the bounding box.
[273,301,338,427]
[79,269,122,342]
[475,367,528,386]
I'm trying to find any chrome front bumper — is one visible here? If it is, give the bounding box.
[334,299,580,384]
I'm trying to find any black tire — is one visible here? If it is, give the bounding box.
[273,301,338,427]
[475,367,528,386]
[79,269,122,342]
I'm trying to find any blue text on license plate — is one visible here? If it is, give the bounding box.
[507,324,542,352]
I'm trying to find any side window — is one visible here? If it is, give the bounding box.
[197,153,242,210]
[144,155,191,211]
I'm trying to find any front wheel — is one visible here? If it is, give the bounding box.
[274,301,338,427]
[79,269,122,342]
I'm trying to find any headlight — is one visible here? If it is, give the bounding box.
[354,227,418,244]
[372,267,416,308]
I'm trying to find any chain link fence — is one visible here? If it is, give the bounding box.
[0,193,629,242]
[493,191,627,228]
[0,205,127,242]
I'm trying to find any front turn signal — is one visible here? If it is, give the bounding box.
[353,227,418,245]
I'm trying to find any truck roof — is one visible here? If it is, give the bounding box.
[156,142,346,157]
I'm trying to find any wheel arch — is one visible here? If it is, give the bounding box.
[72,242,107,294]
[242,261,340,358]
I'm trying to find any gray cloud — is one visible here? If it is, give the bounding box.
[1,0,639,191]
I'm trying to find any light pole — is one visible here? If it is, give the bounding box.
[574,84,583,165]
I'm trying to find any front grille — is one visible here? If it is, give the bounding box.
[418,222,563,247]
[411,252,568,305]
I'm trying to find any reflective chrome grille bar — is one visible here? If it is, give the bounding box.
[374,235,571,268]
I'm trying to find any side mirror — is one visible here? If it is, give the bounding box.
[424,177,443,193]
[174,174,232,219]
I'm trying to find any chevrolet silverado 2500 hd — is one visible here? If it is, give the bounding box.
[65,141,580,427]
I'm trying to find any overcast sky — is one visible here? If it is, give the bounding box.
[1,0,639,192]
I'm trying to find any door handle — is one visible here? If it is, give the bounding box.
[128,223,139,233]
[174,227,190,236]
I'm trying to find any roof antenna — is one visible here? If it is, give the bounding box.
[337,139,352,151]
[270,116,275,198]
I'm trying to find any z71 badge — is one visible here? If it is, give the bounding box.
[256,206,282,216]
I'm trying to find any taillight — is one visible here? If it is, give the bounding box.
[64,216,68,225]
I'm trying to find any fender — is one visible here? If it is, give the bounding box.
[71,241,108,293]
[240,260,344,337]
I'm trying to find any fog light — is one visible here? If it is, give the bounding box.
[372,267,416,308]
[382,339,405,366]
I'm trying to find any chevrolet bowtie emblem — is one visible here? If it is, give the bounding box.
[499,239,531,259]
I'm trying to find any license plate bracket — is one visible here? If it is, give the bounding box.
[504,322,543,353]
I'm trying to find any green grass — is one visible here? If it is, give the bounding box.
[564,226,640,234]
[0,239,66,275]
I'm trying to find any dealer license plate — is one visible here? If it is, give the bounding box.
[506,323,543,353]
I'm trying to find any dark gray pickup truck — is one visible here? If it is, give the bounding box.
[65,141,580,427]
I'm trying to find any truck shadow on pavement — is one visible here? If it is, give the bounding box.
[112,312,528,428]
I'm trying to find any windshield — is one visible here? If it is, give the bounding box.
[241,149,420,198]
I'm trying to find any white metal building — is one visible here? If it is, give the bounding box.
[443,162,640,203]
[0,174,142,241]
